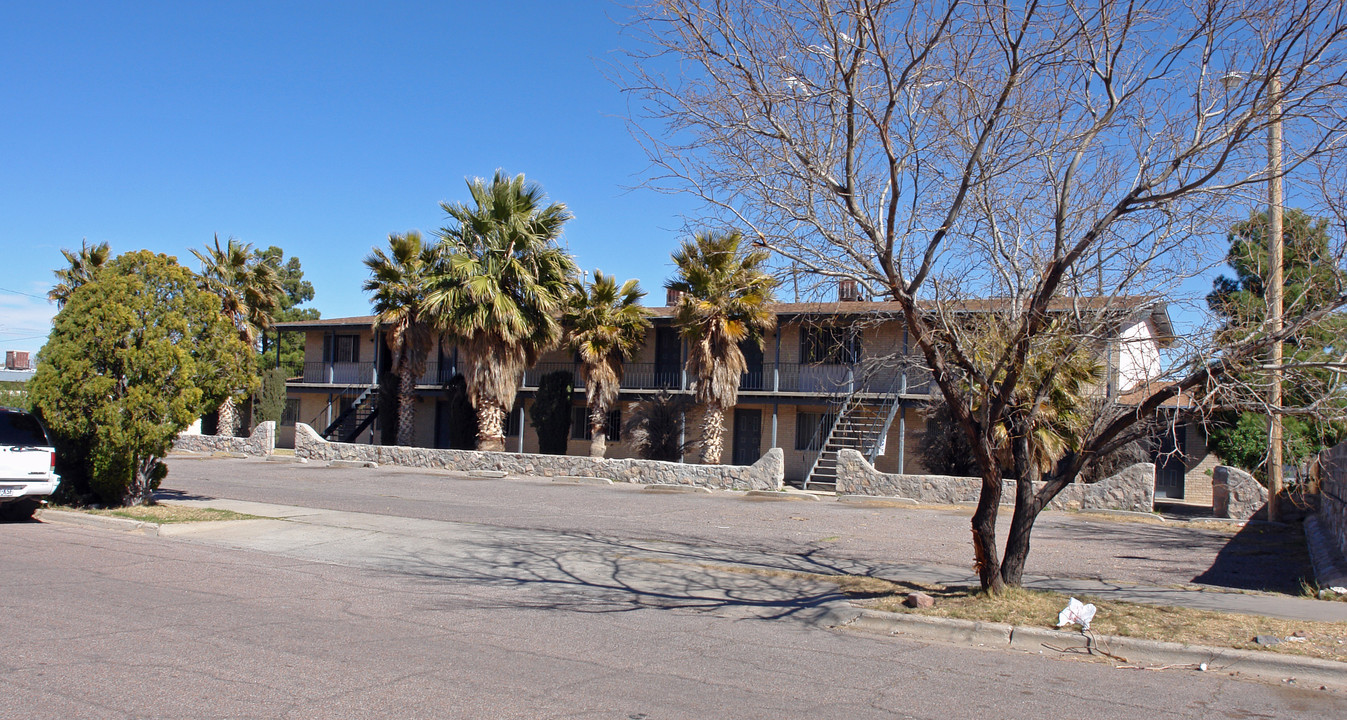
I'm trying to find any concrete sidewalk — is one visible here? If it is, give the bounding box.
[143,496,1347,624]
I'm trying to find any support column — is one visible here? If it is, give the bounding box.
[897,404,907,474]
[517,405,525,453]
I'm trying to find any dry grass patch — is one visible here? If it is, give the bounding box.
[1070,510,1169,526]
[86,505,260,524]
[870,584,1347,664]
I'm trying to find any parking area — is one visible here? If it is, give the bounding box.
[159,456,1314,595]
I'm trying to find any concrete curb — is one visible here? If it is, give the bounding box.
[744,490,820,501]
[552,476,614,486]
[327,459,375,468]
[836,494,917,507]
[37,509,159,536]
[643,484,713,494]
[265,455,308,464]
[824,606,1347,690]
[466,470,507,479]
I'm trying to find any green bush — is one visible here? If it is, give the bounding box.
[254,366,289,427]
[30,251,253,506]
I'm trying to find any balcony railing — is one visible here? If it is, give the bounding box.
[415,361,460,386]
[300,361,377,385]
[520,361,932,395]
[295,358,933,396]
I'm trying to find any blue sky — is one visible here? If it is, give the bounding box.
[0,1,695,356]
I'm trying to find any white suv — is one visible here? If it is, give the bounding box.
[0,407,61,520]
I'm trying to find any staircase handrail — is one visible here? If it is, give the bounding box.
[801,393,854,489]
[802,366,906,489]
[344,403,380,442]
[317,385,377,439]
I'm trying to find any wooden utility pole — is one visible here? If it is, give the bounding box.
[1267,72,1285,522]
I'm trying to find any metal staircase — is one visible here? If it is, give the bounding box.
[319,385,380,443]
[803,382,903,491]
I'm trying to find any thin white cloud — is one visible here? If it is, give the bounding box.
[0,290,56,356]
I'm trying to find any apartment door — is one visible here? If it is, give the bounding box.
[732,409,762,466]
[740,340,765,391]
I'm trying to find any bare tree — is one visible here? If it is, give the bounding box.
[624,0,1347,591]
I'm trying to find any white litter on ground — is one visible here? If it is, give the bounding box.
[1056,597,1097,631]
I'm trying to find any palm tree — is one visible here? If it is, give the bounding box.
[958,317,1103,479]
[49,239,111,307]
[363,231,438,448]
[427,171,578,452]
[563,271,652,457]
[666,231,777,464]
[193,234,283,435]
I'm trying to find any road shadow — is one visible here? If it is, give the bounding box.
[1191,516,1314,595]
[379,528,922,622]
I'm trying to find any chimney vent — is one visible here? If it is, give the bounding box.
[838,279,863,302]
[666,288,685,306]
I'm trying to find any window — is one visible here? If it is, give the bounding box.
[505,404,522,438]
[324,333,360,363]
[795,411,836,451]
[801,326,861,364]
[0,410,48,446]
[335,335,359,362]
[572,406,622,441]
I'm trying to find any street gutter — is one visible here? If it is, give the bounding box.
[814,603,1347,692]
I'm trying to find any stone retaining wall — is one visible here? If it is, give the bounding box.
[172,422,275,457]
[1318,441,1347,558]
[1211,466,1268,521]
[294,423,783,491]
[835,449,1155,512]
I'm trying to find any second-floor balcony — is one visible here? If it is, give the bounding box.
[292,359,933,397]
[295,360,460,387]
[520,361,933,396]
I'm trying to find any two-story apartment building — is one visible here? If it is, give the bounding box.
[278,294,1209,498]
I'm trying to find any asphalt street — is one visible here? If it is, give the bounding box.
[6,515,1343,719]
[3,456,1343,718]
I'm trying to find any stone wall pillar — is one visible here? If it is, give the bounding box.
[1212,465,1268,521]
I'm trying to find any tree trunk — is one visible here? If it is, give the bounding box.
[217,396,240,437]
[1000,478,1037,587]
[131,455,159,506]
[971,471,1006,594]
[700,403,725,464]
[476,402,506,452]
[397,365,417,447]
[139,458,154,506]
[1002,473,1072,587]
[589,405,608,458]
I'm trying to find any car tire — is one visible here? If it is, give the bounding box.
[0,498,40,522]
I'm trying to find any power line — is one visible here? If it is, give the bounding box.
[0,286,49,301]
